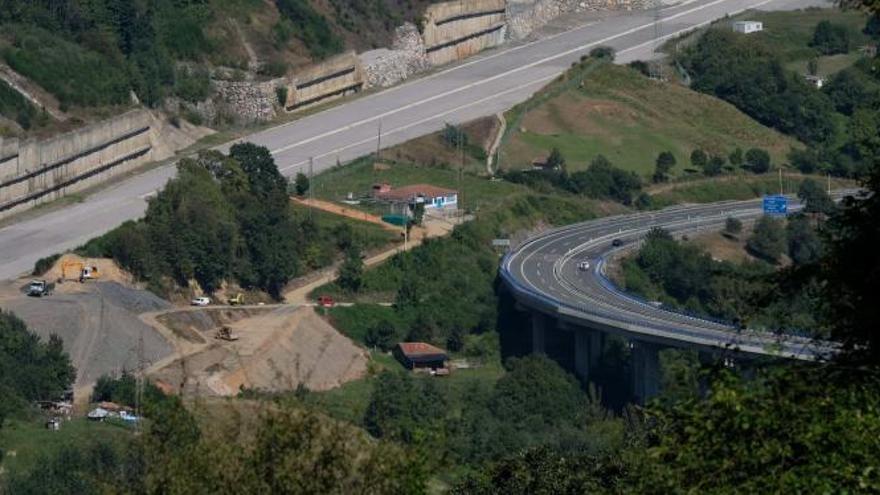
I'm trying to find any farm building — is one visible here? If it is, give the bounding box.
[374,183,458,211]
[394,342,449,372]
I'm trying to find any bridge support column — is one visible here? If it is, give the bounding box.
[632,341,661,404]
[531,313,550,355]
[574,329,605,382]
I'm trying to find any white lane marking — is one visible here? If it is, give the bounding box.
[268,0,761,158]
[279,74,555,171]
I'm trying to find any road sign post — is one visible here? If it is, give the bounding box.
[763,195,788,216]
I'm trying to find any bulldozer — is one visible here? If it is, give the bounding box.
[61,260,99,282]
[215,326,239,342]
[228,293,245,306]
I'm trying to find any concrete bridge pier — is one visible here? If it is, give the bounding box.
[573,329,605,383]
[631,340,662,404]
[531,312,551,354]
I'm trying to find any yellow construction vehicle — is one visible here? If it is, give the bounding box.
[61,260,99,282]
[228,293,245,305]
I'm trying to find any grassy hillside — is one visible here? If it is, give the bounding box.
[499,62,799,178]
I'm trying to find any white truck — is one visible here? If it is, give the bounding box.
[27,279,54,297]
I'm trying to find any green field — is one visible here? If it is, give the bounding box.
[311,156,530,213]
[0,418,131,477]
[500,62,799,178]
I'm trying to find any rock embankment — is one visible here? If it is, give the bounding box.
[361,23,431,89]
[508,0,656,40]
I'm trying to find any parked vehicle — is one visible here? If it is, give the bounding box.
[27,279,54,297]
[191,296,211,306]
[228,293,245,305]
[317,295,335,308]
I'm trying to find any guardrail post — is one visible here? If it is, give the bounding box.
[631,340,661,404]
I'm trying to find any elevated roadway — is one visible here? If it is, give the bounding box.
[0,0,829,279]
[501,198,837,400]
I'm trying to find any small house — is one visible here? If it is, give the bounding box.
[376,184,459,213]
[394,342,449,371]
[733,21,763,34]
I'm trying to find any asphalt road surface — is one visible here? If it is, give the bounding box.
[500,198,837,360]
[0,0,831,280]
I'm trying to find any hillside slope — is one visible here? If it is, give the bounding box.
[499,62,800,177]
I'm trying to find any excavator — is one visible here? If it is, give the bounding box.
[61,260,99,282]
[215,326,239,342]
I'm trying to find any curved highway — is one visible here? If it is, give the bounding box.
[501,198,836,361]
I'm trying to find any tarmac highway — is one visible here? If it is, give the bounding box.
[0,0,830,280]
[500,198,837,360]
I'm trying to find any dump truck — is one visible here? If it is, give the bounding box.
[27,279,54,297]
[215,326,239,341]
[228,293,245,306]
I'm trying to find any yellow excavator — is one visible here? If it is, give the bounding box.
[61,260,99,282]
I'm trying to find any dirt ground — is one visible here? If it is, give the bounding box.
[0,279,172,388]
[148,305,368,396]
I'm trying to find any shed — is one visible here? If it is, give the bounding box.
[733,21,763,34]
[376,184,458,211]
[394,342,449,371]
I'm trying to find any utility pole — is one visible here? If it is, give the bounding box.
[376,121,382,163]
[778,168,783,195]
[827,173,832,195]
[134,328,145,434]
[308,157,314,220]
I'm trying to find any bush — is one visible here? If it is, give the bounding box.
[32,253,61,276]
[589,46,615,61]
[275,0,344,59]
[810,20,852,55]
[744,148,771,174]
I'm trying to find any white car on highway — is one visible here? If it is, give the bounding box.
[578,260,591,271]
[191,296,211,306]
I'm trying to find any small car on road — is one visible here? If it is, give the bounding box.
[611,238,624,247]
[577,260,591,271]
[191,296,211,306]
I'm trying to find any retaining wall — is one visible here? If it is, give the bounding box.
[284,52,366,112]
[422,0,507,66]
[0,110,163,219]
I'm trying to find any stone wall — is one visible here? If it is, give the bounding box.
[213,78,284,123]
[362,23,431,89]
[0,110,186,219]
[422,0,508,66]
[507,0,653,40]
[283,52,366,112]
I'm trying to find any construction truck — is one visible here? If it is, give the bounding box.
[61,260,99,282]
[228,293,245,306]
[215,326,239,342]
[27,279,54,297]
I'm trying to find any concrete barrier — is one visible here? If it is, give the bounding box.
[422,0,507,66]
[283,52,366,113]
[0,110,170,219]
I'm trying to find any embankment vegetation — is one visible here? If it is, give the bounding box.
[76,144,395,298]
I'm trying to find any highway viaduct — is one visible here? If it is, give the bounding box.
[500,198,837,403]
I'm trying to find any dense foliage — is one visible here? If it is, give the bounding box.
[276,0,343,59]
[504,154,643,205]
[5,398,426,494]
[78,144,385,298]
[0,312,74,428]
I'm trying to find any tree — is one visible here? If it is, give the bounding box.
[729,147,744,168]
[724,217,743,237]
[744,148,771,174]
[689,149,707,170]
[807,57,819,76]
[747,215,786,263]
[365,320,397,351]
[589,46,615,61]
[294,172,309,196]
[653,151,676,183]
[810,20,851,55]
[363,371,445,443]
[798,178,835,215]
[703,155,725,176]
[787,214,823,265]
[546,147,566,170]
[338,244,364,293]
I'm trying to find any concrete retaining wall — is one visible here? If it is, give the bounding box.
[0,110,164,219]
[423,0,507,66]
[284,52,366,112]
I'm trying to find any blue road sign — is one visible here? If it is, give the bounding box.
[763,195,788,215]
